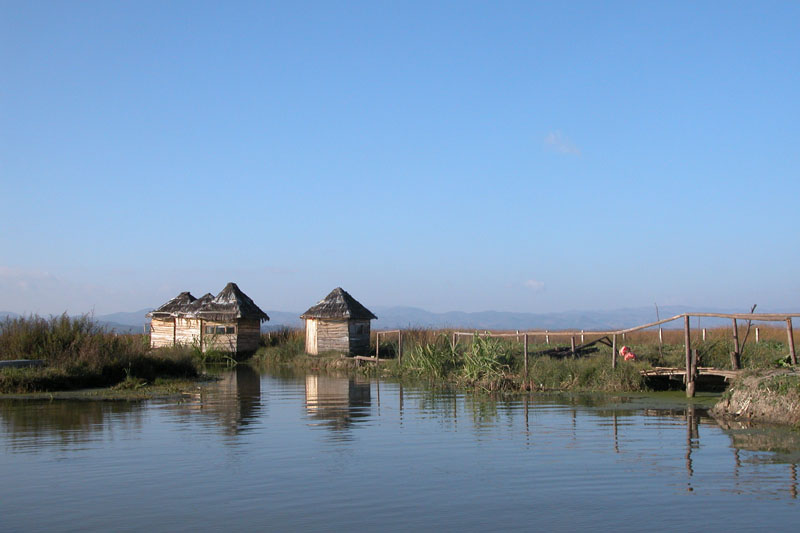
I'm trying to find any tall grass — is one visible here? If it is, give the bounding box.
[403,335,458,379]
[0,314,197,393]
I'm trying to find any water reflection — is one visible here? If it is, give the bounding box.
[304,374,370,438]
[1,367,799,503]
[173,365,263,437]
[0,399,144,453]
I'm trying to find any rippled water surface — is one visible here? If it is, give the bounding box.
[2,366,799,532]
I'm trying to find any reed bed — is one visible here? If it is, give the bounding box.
[0,314,198,393]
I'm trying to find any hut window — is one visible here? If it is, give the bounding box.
[226,326,235,334]
[205,326,214,334]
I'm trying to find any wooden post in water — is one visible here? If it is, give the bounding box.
[687,349,697,398]
[731,318,741,370]
[398,330,403,363]
[523,333,529,383]
[612,334,617,370]
[570,336,576,358]
[684,315,693,397]
[787,318,797,365]
[376,332,380,358]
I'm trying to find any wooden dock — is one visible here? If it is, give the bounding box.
[641,367,741,381]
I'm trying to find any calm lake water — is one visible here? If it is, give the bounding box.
[2,366,799,532]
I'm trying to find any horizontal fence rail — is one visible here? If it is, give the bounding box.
[447,313,800,338]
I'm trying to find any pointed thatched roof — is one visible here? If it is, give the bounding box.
[146,291,197,318]
[300,287,377,320]
[185,293,215,313]
[194,282,269,322]
[146,284,269,322]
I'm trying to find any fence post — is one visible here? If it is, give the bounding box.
[755,327,760,344]
[376,332,380,358]
[398,330,403,363]
[702,328,706,342]
[731,318,741,370]
[570,336,576,358]
[581,330,584,343]
[787,319,797,365]
[612,334,617,370]
[452,332,456,350]
[545,330,550,345]
[523,333,529,383]
[687,348,697,398]
[684,316,692,392]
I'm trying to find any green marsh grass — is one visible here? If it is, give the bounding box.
[0,314,198,393]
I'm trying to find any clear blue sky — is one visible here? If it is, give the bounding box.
[2,1,798,315]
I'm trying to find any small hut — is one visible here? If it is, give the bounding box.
[146,282,269,354]
[301,287,377,355]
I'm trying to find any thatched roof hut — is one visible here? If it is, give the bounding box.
[146,283,268,354]
[301,288,376,355]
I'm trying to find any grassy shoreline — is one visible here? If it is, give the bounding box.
[0,314,199,394]
[254,326,796,392]
[0,377,216,401]
[4,317,797,427]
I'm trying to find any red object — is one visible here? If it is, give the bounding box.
[620,345,637,361]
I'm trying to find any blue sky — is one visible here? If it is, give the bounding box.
[1,1,798,315]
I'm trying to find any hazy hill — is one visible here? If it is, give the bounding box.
[1,305,777,333]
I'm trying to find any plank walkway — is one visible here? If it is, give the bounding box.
[641,366,740,380]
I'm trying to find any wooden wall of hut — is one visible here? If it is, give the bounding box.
[200,319,261,354]
[151,318,261,354]
[150,318,176,348]
[235,319,261,353]
[304,318,371,355]
[305,319,319,355]
[202,320,238,352]
[176,317,201,347]
[307,319,350,354]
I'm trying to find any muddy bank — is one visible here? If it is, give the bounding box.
[711,369,800,427]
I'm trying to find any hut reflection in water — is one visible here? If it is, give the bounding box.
[176,365,262,437]
[305,375,371,434]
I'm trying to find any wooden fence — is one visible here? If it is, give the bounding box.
[371,312,798,397]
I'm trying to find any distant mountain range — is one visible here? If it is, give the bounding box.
[1,305,782,333]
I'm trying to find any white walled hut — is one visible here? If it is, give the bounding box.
[300,287,377,355]
[146,282,269,354]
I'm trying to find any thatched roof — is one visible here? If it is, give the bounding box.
[195,282,269,322]
[146,284,269,322]
[300,287,377,320]
[185,293,214,313]
[146,291,196,318]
